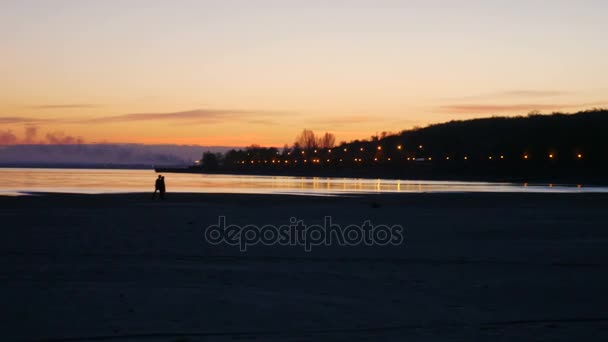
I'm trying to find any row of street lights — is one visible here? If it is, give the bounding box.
[236,152,584,165]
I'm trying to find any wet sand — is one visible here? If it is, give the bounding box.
[2,192,608,341]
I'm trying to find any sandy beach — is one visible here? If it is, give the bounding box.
[2,192,608,341]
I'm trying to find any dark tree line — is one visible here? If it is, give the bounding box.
[194,109,608,177]
[197,130,337,169]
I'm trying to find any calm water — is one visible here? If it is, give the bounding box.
[0,168,605,196]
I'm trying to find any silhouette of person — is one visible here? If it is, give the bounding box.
[159,176,166,200]
[152,175,162,199]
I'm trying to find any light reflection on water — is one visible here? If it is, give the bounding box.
[0,168,605,196]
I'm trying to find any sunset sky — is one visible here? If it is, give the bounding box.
[1,0,607,147]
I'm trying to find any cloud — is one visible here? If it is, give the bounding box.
[246,119,279,125]
[45,131,85,144]
[440,104,570,114]
[440,102,608,114]
[0,130,18,145]
[449,90,573,102]
[27,104,99,109]
[0,116,52,124]
[0,125,84,145]
[498,90,571,98]
[24,126,38,143]
[313,115,372,126]
[82,108,286,124]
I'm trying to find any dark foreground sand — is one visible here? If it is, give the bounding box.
[2,192,608,341]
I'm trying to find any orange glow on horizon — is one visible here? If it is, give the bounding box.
[2,2,607,149]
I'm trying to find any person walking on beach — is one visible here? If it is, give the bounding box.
[159,176,166,200]
[152,175,162,199]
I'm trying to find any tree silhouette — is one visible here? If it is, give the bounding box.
[296,129,317,151]
[202,151,219,170]
[319,132,336,148]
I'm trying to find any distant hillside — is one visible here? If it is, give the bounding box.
[378,109,608,163]
[180,109,608,183]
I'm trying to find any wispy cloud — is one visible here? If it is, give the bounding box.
[0,125,84,145]
[24,126,38,143]
[44,131,85,144]
[444,90,573,102]
[246,119,279,125]
[440,102,607,114]
[0,116,53,124]
[0,130,18,145]
[27,104,99,109]
[81,108,287,124]
[497,90,571,98]
[440,104,570,114]
[313,115,372,126]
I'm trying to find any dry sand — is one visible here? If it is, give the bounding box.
[2,192,608,341]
